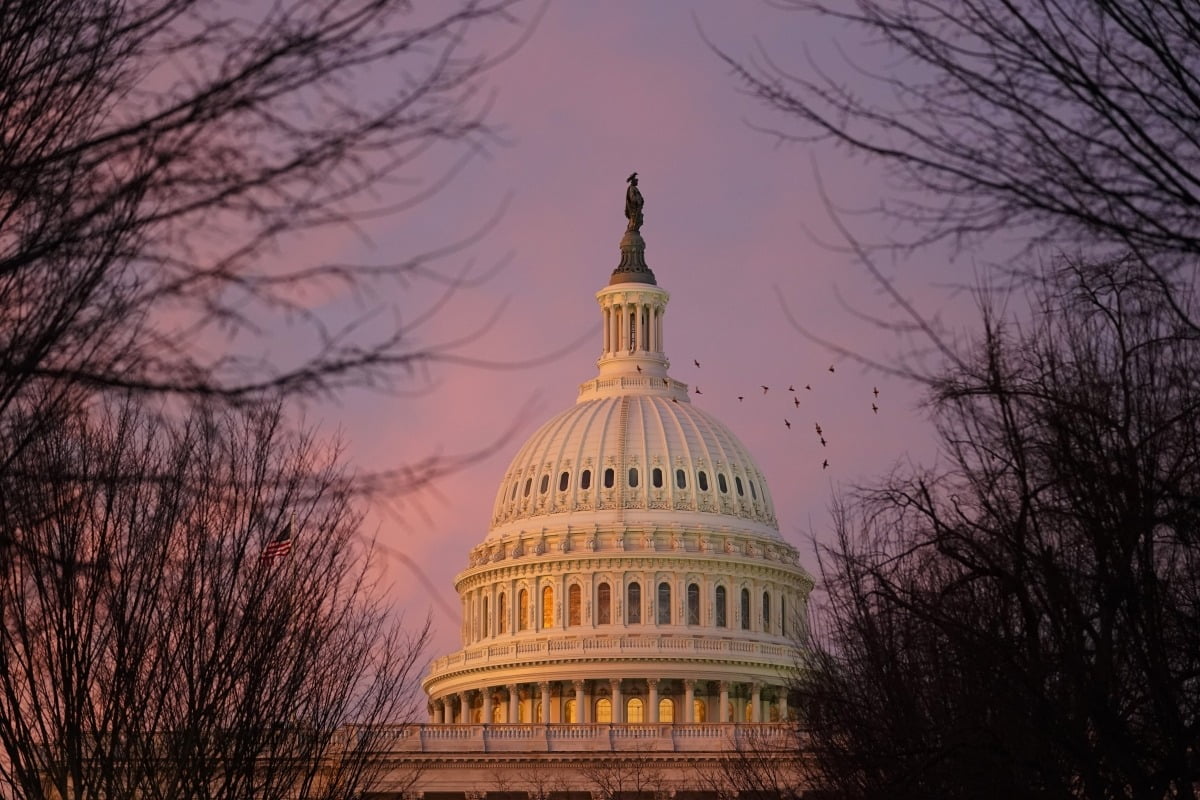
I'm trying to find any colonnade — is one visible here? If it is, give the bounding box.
[600,297,665,358]
[429,677,788,726]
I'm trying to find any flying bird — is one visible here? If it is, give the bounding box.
[814,423,823,435]
[822,459,829,470]
[828,365,836,373]
[694,359,701,368]
[789,385,795,392]
[872,403,878,414]
[820,437,827,447]
[636,364,642,372]
[761,385,769,394]
[737,395,744,402]
[695,387,702,395]
[793,397,800,408]
[873,386,879,398]
[805,384,812,391]
[784,419,791,429]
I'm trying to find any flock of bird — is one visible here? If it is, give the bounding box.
[686,359,881,472]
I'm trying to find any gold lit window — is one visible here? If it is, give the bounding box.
[542,585,554,629]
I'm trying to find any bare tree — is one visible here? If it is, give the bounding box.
[582,752,669,800]
[0,399,427,800]
[794,259,1200,800]
[694,726,806,800]
[717,0,1200,326]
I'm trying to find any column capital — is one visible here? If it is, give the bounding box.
[572,679,585,690]
[647,677,660,688]
[537,680,550,690]
[684,679,695,690]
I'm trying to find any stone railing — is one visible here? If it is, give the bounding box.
[382,722,799,754]
[426,634,801,678]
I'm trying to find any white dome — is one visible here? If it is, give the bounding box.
[488,392,779,539]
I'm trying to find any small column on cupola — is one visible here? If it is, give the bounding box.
[595,172,672,382]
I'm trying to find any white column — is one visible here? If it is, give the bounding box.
[482,689,493,724]
[778,687,788,721]
[684,680,695,723]
[458,691,470,724]
[573,680,585,725]
[508,684,519,724]
[648,678,659,723]
[611,679,623,723]
[719,682,729,723]
[751,683,762,723]
[539,681,551,724]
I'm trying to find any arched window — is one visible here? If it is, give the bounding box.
[659,698,675,723]
[781,595,788,637]
[492,703,505,723]
[687,583,700,625]
[762,591,772,631]
[518,589,529,631]
[524,478,532,497]
[675,469,687,489]
[595,698,612,723]
[473,707,482,724]
[542,585,554,629]
[568,584,581,626]
[597,582,612,624]
[750,480,758,500]
[744,702,753,722]
[626,697,645,723]
[657,582,671,624]
[628,467,639,487]
[627,582,641,624]
[519,702,529,723]
[564,699,577,723]
[715,585,728,628]
[559,471,570,492]
[741,588,751,630]
[735,476,744,496]
[652,467,663,488]
[718,473,728,493]
[693,699,707,723]
[498,593,507,634]
[535,701,543,723]
[698,471,709,491]
[482,596,489,637]
[603,467,615,488]
[581,469,592,490]
[540,474,549,494]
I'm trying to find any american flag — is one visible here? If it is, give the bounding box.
[261,521,293,563]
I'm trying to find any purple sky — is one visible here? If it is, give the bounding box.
[289,2,964,661]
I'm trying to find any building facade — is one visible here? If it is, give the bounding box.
[378,180,812,798]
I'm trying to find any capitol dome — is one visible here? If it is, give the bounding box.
[422,178,812,730]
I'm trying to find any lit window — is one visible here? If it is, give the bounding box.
[629,467,639,488]
[565,699,577,723]
[627,698,644,723]
[604,468,615,488]
[568,584,581,626]
[652,467,663,488]
[597,582,611,624]
[741,588,751,630]
[659,698,674,723]
[627,582,641,624]
[715,586,727,628]
[657,582,671,624]
[518,589,529,631]
[687,583,700,625]
[498,593,507,634]
[559,471,569,492]
[596,698,612,723]
[581,469,592,490]
[718,473,728,493]
[492,703,504,723]
[698,471,709,491]
[542,585,554,629]
[693,699,707,723]
[675,469,686,489]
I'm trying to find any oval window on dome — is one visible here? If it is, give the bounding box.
[652,467,663,488]
[604,468,615,489]
[511,482,518,500]
[750,480,758,500]
[581,469,592,490]
[735,476,744,496]
[540,474,549,494]
[698,470,709,491]
[628,467,639,488]
[524,478,532,497]
[718,473,728,493]
[558,471,569,492]
[675,469,686,489]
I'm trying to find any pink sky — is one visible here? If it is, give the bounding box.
[283,2,962,662]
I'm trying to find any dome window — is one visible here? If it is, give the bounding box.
[628,467,639,488]
[564,699,577,723]
[718,473,728,493]
[687,583,700,625]
[652,467,663,488]
[741,588,751,630]
[627,582,641,624]
[659,698,675,723]
[698,470,709,491]
[781,595,788,637]
[511,482,518,500]
[597,582,612,624]
[482,596,489,637]
[595,698,612,723]
[539,474,549,494]
[498,593,507,634]
[693,699,707,723]
[626,698,645,723]
[580,469,592,490]
[518,589,529,631]
[523,478,532,498]
[657,582,671,624]
[750,480,758,500]
[568,584,582,626]
[763,591,772,630]
[603,468,615,489]
[715,586,728,628]
[558,471,569,492]
[542,586,554,629]
[735,476,744,496]
[675,469,686,489]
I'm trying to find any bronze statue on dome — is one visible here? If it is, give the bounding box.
[625,172,644,232]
